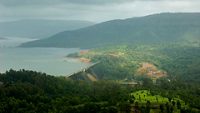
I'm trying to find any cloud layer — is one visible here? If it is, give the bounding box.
[0,0,134,6]
[0,0,200,22]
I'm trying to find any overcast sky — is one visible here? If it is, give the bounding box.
[0,0,200,22]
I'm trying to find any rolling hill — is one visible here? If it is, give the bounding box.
[0,19,94,39]
[20,13,200,48]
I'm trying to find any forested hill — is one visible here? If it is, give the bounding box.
[0,69,199,113]
[21,13,200,48]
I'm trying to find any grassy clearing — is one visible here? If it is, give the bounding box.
[131,90,169,104]
[131,90,187,107]
[130,90,191,113]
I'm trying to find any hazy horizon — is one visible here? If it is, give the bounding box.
[0,0,200,22]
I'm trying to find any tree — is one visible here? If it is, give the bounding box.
[118,102,131,113]
[165,102,170,113]
[159,104,164,113]
[145,101,151,113]
[172,101,175,106]
[134,101,140,113]
[177,100,181,109]
[82,102,101,113]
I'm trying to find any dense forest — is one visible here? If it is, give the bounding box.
[0,70,129,113]
[0,68,199,113]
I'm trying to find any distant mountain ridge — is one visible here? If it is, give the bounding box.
[0,19,94,39]
[21,13,200,48]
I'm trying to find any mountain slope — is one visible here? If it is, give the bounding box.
[0,19,94,39]
[20,13,200,48]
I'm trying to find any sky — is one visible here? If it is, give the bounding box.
[0,0,200,22]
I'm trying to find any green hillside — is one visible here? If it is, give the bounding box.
[65,43,200,111]
[74,44,200,81]
[21,13,200,48]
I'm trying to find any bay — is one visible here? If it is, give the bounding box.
[0,47,90,76]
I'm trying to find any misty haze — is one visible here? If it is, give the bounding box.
[0,0,199,113]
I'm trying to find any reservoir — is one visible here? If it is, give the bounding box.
[0,37,90,76]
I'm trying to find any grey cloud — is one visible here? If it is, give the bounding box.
[0,0,134,6]
[0,0,199,22]
[0,0,196,7]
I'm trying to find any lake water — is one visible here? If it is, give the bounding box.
[0,37,90,76]
[0,36,37,48]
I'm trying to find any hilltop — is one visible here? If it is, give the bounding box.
[21,13,200,48]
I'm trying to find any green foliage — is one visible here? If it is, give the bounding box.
[0,70,131,113]
[131,90,169,104]
[80,44,200,82]
[76,43,200,111]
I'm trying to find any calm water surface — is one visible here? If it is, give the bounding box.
[0,47,90,76]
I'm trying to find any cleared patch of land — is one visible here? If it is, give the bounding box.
[136,62,167,79]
